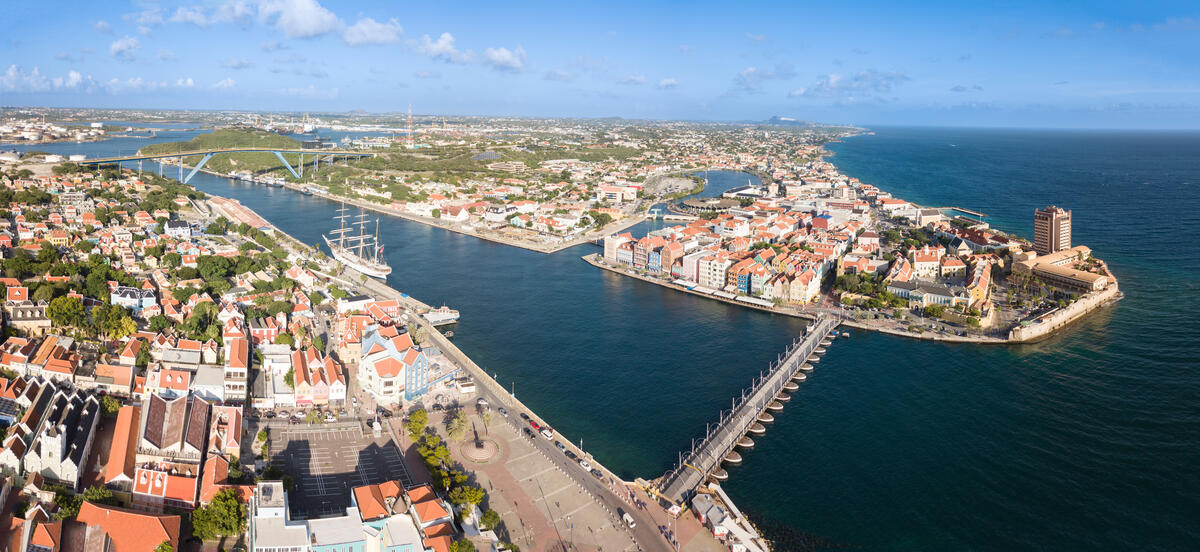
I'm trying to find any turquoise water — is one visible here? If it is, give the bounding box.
[9,128,1199,550]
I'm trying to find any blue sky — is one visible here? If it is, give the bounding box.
[3,0,1200,128]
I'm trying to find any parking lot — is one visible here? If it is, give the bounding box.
[266,423,415,519]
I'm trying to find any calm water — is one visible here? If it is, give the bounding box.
[10,128,1200,550]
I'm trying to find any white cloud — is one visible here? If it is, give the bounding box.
[412,32,474,64]
[104,77,168,94]
[52,71,84,89]
[2,65,50,92]
[258,0,343,38]
[3,66,98,92]
[619,75,647,85]
[177,77,195,87]
[260,40,288,52]
[55,52,78,62]
[788,69,910,99]
[170,1,256,27]
[170,6,211,25]
[109,36,141,61]
[483,46,526,72]
[223,58,255,70]
[732,64,796,93]
[158,49,178,61]
[657,78,678,89]
[544,69,573,82]
[343,17,402,46]
[138,26,153,36]
[95,20,112,33]
[124,7,164,25]
[280,84,339,99]
[213,77,237,89]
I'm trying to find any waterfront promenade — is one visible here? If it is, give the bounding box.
[583,253,1119,344]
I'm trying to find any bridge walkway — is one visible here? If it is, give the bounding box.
[657,314,839,503]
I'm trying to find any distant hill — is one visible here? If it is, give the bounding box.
[140,129,304,177]
[763,116,820,127]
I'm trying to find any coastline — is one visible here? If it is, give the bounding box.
[204,188,672,547]
[189,164,647,254]
[583,253,1122,344]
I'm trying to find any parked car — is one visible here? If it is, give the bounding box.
[540,428,554,440]
[324,412,336,423]
[620,510,636,528]
[278,410,290,417]
[529,420,541,430]
[497,407,508,417]
[589,468,604,479]
[578,459,592,471]
[554,441,566,452]
[519,412,530,421]
[564,450,578,461]
[523,427,535,438]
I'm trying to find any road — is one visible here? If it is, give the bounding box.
[480,388,674,552]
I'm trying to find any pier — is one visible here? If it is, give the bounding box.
[657,314,839,503]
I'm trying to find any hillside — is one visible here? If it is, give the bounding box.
[140,129,303,177]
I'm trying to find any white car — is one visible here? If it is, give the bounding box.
[540,428,553,440]
[578,459,593,471]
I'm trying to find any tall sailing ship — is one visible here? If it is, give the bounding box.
[324,205,392,279]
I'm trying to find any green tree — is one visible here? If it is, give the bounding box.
[135,345,152,368]
[480,509,501,530]
[450,540,477,552]
[190,488,247,541]
[406,408,428,439]
[447,410,468,441]
[32,284,56,303]
[47,295,85,328]
[154,541,174,552]
[284,367,294,388]
[447,485,486,507]
[100,395,121,418]
[275,332,294,346]
[305,410,323,424]
[312,334,325,353]
[149,314,171,332]
[162,252,182,268]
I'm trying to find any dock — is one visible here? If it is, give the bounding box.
[656,314,839,503]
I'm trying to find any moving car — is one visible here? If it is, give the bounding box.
[622,511,636,528]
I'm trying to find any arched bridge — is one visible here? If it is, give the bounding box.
[76,147,377,183]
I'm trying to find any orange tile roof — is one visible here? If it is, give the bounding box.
[105,405,141,484]
[353,479,405,521]
[75,501,181,552]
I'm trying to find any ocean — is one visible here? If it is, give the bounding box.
[7,126,1198,550]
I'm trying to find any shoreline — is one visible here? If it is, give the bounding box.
[583,253,1121,344]
[185,163,647,254]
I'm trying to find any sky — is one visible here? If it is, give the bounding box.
[3,0,1200,129]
